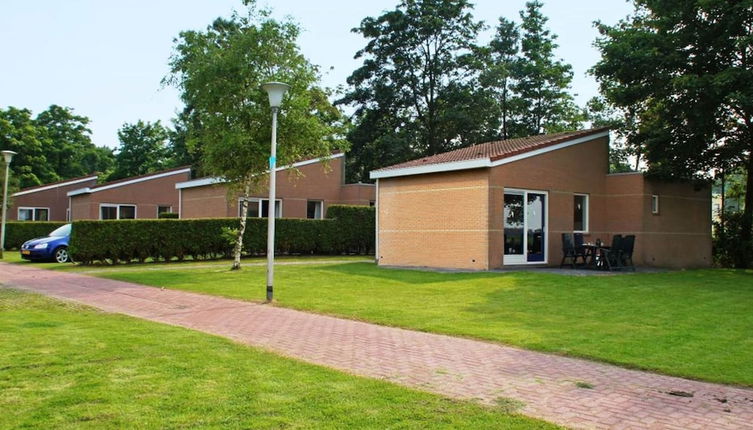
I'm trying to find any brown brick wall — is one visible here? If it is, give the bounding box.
[70,171,190,220]
[180,156,376,219]
[488,137,610,268]
[9,178,98,221]
[377,169,490,270]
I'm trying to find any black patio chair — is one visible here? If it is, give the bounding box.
[560,233,586,268]
[620,235,636,270]
[601,234,626,271]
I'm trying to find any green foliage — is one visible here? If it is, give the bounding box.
[157,212,179,219]
[713,211,753,268]
[339,0,496,182]
[108,120,171,181]
[0,106,114,189]
[326,205,376,254]
[165,5,346,188]
[591,0,753,265]
[69,205,375,264]
[4,222,66,250]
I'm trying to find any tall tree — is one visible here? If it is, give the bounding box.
[109,120,170,181]
[165,3,345,269]
[512,1,584,135]
[0,107,58,188]
[339,0,490,181]
[591,0,753,267]
[35,105,114,178]
[478,17,521,140]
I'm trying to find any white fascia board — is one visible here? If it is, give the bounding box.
[370,158,490,179]
[369,130,610,179]
[489,130,610,167]
[176,177,225,190]
[70,168,192,196]
[13,176,98,197]
[176,154,345,190]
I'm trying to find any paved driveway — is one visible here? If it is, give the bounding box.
[2,262,752,429]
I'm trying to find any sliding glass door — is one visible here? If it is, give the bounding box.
[503,190,547,265]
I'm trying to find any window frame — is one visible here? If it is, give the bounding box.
[237,198,282,218]
[157,205,173,215]
[306,200,323,219]
[99,203,137,220]
[17,206,50,221]
[651,195,660,215]
[573,193,589,233]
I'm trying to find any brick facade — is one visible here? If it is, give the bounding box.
[376,134,711,270]
[9,176,98,221]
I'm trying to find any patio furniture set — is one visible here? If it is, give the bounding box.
[560,233,636,271]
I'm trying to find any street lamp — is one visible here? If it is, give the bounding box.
[1,150,17,259]
[261,82,290,302]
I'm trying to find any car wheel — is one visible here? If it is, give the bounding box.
[54,246,70,263]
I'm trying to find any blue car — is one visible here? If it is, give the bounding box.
[20,224,72,263]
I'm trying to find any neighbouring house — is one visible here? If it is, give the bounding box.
[9,175,99,221]
[371,128,711,270]
[177,153,375,219]
[68,167,191,220]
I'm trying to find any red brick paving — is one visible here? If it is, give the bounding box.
[2,262,753,429]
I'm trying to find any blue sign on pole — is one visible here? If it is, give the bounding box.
[269,156,276,168]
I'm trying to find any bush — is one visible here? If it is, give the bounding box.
[326,205,375,254]
[158,212,179,219]
[713,211,753,268]
[69,206,374,265]
[4,222,67,250]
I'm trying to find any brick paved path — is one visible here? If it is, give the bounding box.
[2,263,753,430]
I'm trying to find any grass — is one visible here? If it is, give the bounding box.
[8,255,753,386]
[0,289,556,429]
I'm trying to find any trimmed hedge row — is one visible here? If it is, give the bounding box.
[69,205,375,264]
[4,222,67,250]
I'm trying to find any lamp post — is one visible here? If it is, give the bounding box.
[1,150,17,259]
[261,82,290,302]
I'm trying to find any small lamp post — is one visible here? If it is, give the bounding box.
[0,150,17,259]
[261,82,290,302]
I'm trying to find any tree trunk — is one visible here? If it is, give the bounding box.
[739,151,753,268]
[231,181,251,270]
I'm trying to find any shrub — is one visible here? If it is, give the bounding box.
[4,222,67,250]
[713,211,753,268]
[158,212,179,219]
[69,209,372,265]
[326,205,375,254]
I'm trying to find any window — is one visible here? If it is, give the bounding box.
[651,195,660,215]
[158,206,172,215]
[239,198,281,218]
[369,201,376,207]
[573,194,588,232]
[18,207,49,221]
[100,204,136,220]
[307,200,323,219]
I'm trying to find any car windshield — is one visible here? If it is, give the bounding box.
[49,224,71,237]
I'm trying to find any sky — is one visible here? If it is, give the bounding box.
[0,0,635,149]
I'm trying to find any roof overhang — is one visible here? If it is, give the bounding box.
[12,175,98,197]
[67,168,191,197]
[370,130,610,180]
[176,153,345,190]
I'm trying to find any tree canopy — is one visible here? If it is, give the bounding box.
[591,0,753,266]
[108,120,171,181]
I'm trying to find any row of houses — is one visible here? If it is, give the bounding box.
[9,153,375,222]
[8,128,712,269]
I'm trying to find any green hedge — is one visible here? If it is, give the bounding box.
[69,205,375,265]
[3,222,67,250]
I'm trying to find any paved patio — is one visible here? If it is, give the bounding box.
[2,262,752,429]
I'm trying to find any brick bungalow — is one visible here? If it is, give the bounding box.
[371,128,711,270]
[177,153,375,219]
[68,167,191,220]
[9,175,99,221]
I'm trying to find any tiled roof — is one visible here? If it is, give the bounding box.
[374,127,610,172]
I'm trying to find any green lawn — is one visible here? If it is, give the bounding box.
[64,260,753,387]
[0,289,555,429]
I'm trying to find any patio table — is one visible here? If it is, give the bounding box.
[581,244,610,269]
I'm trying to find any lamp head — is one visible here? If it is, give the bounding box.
[1,150,17,164]
[261,82,291,108]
